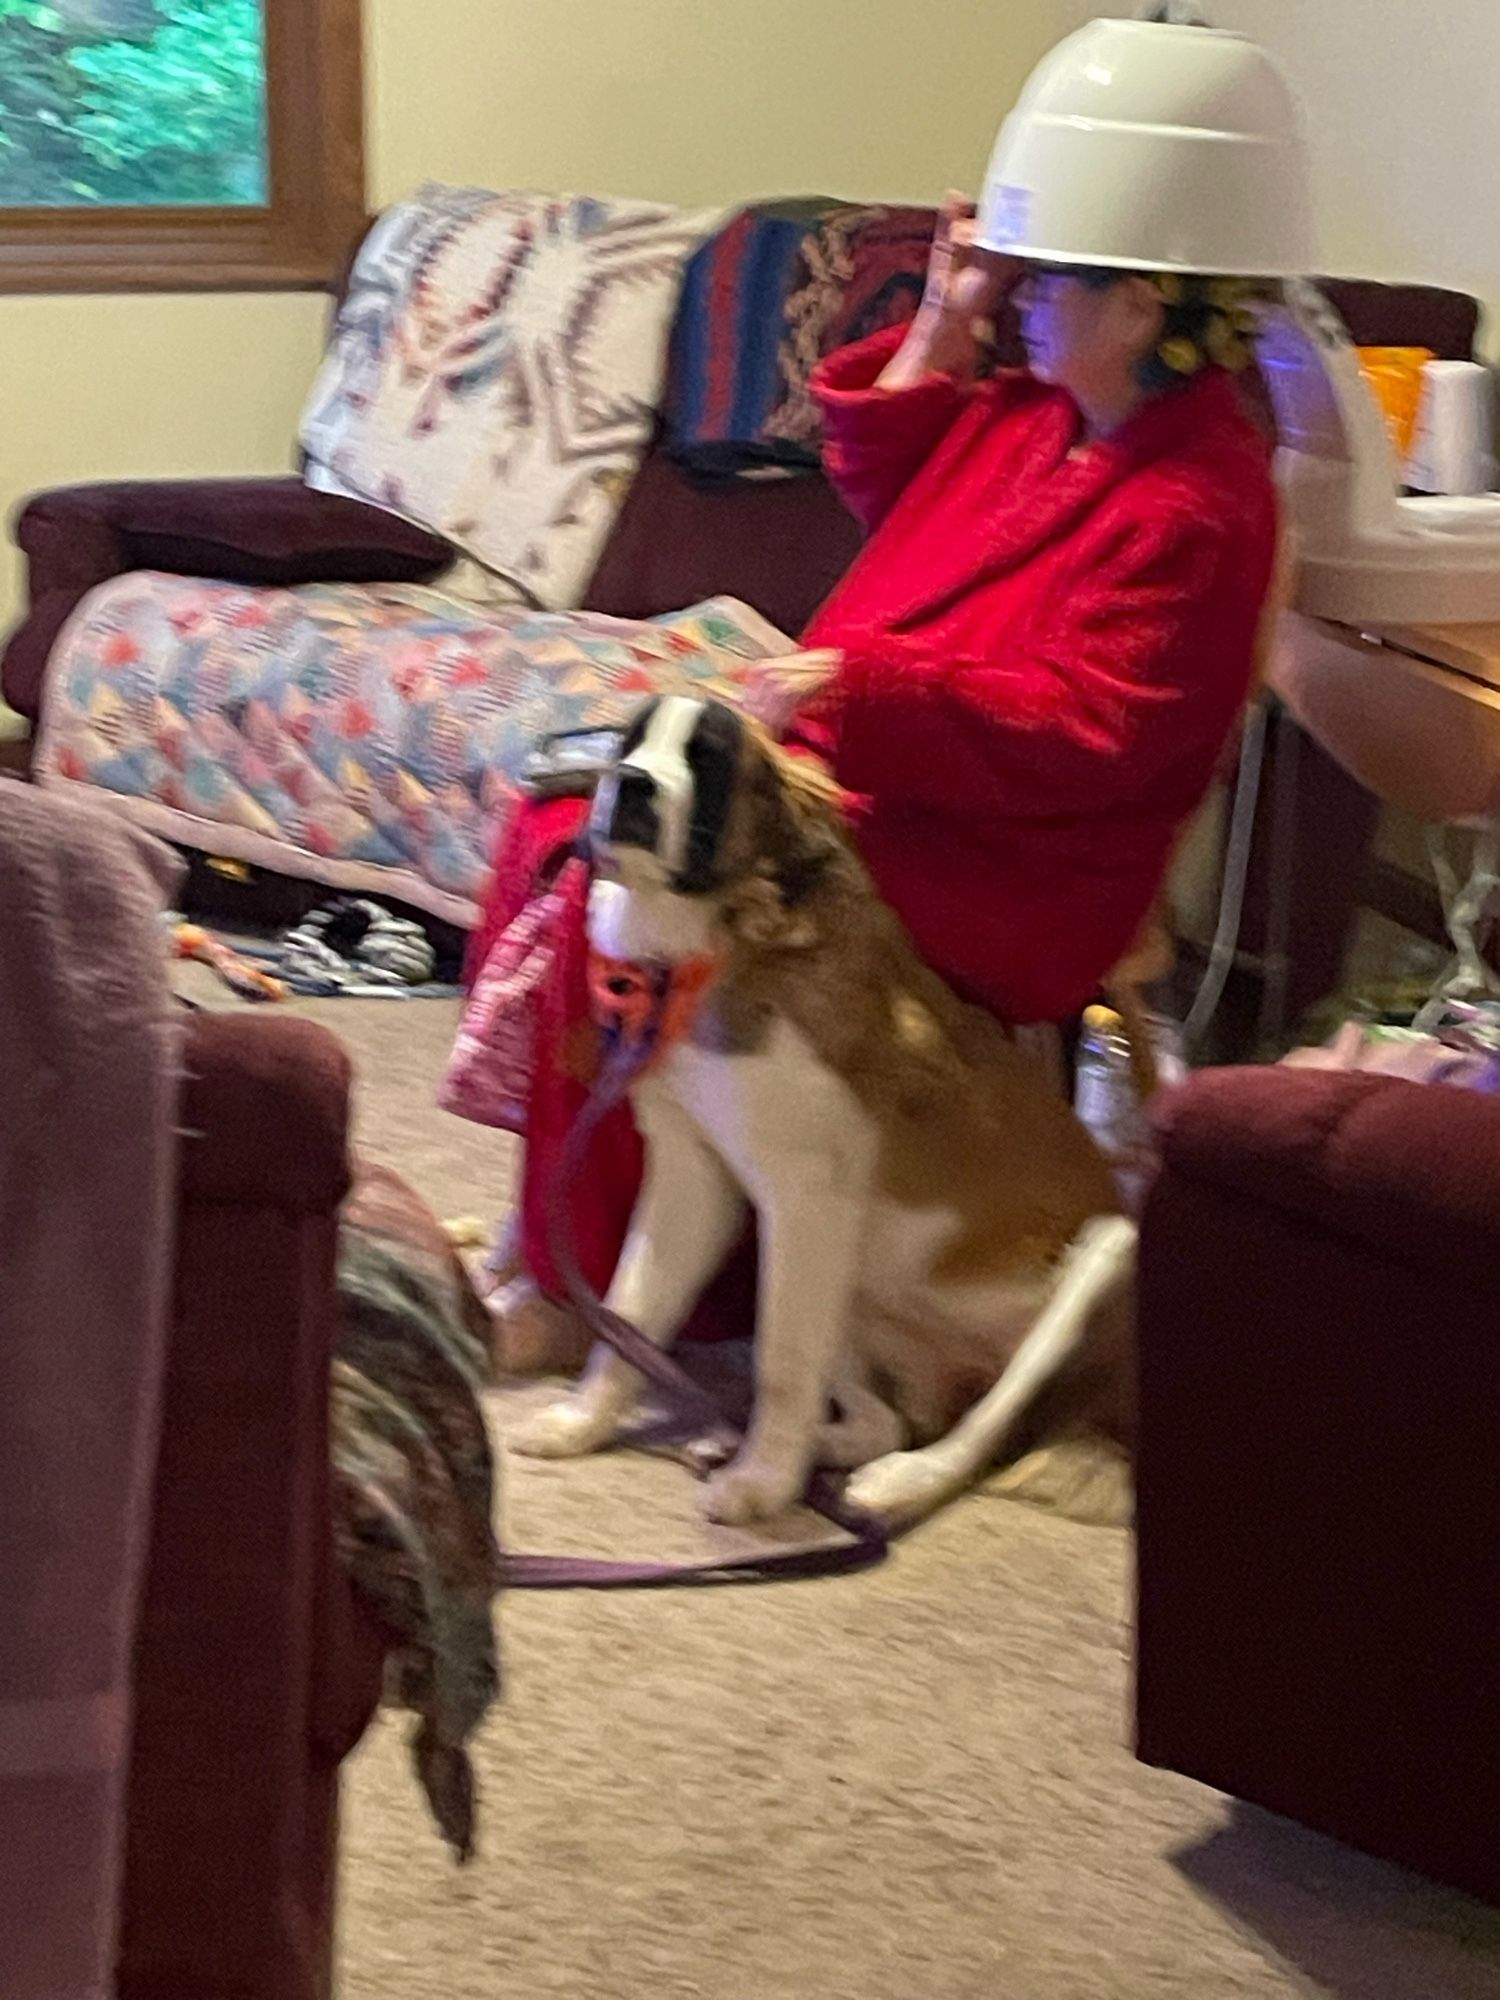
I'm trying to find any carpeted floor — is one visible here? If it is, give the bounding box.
[188,980,1500,2000]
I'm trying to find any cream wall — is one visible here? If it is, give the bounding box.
[1065,1,1500,348]
[364,0,1063,209]
[0,0,1067,664]
[0,294,327,645]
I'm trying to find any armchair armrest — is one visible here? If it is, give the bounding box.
[180,1009,352,1211]
[1150,1066,1500,1278]
[121,1008,378,1999]
[4,478,451,721]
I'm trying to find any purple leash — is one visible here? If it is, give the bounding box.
[500,1038,890,1590]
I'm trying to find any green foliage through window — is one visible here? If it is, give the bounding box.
[0,0,268,208]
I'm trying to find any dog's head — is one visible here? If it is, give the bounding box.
[589,695,845,922]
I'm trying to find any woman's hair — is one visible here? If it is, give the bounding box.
[1121,6,1265,390]
[1052,265,1278,392]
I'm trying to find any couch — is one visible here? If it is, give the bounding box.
[1136,1063,1500,1906]
[0,432,861,730]
[127,1008,385,2000]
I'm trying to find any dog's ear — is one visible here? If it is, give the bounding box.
[721,729,847,946]
[761,739,846,903]
[674,701,744,895]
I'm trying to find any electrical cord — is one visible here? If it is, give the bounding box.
[1182,695,1270,1052]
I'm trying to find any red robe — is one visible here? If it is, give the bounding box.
[795,326,1277,1023]
[471,331,1276,1299]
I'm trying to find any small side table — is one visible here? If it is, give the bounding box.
[1273,616,1500,999]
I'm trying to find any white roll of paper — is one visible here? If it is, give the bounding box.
[1405,360,1496,497]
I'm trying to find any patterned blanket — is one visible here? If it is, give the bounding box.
[301,185,722,609]
[36,576,790,926]
[335,1161,501,1862]
[666,200,937,478]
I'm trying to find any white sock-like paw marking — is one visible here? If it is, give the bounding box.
[845,1447,966,1528]
[703,1451,806,1526]
[508,1396,618,1460]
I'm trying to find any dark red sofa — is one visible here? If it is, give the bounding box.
[0,443,862,727]
[1137,1064,1500,1906]
[2,268,1479,1035]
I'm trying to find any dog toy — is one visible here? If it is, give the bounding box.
[172,923,287,1003]
[585,949,719,1067]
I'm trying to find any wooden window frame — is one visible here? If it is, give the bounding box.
[0,0,366,293]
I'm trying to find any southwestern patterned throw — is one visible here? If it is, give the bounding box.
[666,200,938,478]
[300,185,723,610]
[35,573,789,926]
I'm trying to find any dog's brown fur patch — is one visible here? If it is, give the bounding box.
[696,726,1120,1305]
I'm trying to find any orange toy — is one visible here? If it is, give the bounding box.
[586,949,718,1065]
[172,923,287,1003]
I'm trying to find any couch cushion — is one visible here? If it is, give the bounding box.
[584,447,863,636]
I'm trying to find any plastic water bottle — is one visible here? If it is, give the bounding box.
[1075,1004,1185,1212]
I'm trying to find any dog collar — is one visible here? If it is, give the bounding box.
[586,949,720,1068]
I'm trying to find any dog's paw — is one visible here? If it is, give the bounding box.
[508,1397,616,1460]
[702,1451,805,1526]
[683,1432,736,1478]
[844,1447,966,1529]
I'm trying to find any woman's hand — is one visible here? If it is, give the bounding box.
[878,193,1023,391]
[739,650,842,739]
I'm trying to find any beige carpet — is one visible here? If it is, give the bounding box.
[183,979,1500,1999]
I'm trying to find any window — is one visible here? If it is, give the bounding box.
[0,0,365,291]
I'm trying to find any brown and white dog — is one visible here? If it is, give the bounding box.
[512,695,1137,1530]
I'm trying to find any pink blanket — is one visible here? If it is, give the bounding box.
[0,781,179,2000]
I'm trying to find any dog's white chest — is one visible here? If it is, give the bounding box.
[644,1019,876,1198]
[586,874,875,1193]
[588,876,716,963]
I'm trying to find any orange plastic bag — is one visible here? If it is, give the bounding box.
[1357,346,1433,461]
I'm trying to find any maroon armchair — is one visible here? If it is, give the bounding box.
[124,1010,386,2000]
[1136,1064,1500,1907]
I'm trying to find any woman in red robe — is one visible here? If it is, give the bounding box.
[468,199,1279,1350]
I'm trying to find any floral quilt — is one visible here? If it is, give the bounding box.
[34,573,789,927]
